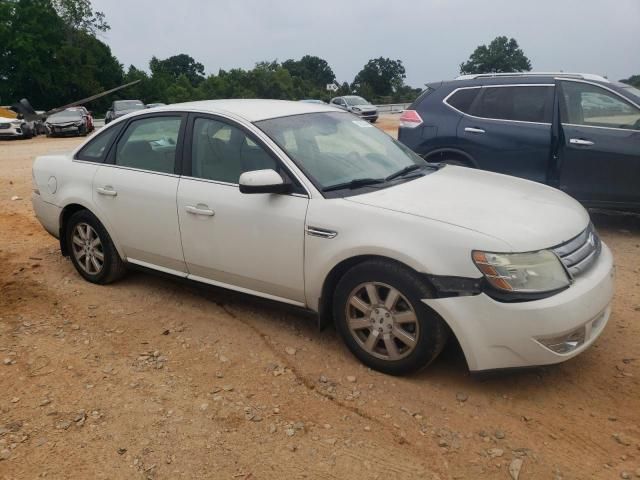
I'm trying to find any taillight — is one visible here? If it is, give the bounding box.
[399,110,423,129]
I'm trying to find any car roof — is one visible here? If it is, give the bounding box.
[163,99,339,122]
[440,72,611,89]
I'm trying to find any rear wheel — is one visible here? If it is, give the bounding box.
[333,259,449,375]
[66,210,126,284]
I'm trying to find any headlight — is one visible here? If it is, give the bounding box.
[352,107,361,112]
[472,250,570,293]
[11,120,22,126]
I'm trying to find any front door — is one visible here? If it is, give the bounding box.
[93,113,187,273]
[456,84,555,183]
[176,114,309,304]
[558,80,640,207]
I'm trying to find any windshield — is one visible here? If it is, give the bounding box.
[115,100,145,111]
[345,96,369,106]
[49,110,82,120]
[256,112,427,193]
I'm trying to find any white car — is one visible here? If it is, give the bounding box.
[0,115,33,139]
[32,100,615,375]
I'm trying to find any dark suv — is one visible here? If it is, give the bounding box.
[398,73,640,211]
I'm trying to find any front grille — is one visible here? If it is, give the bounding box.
[0,123,10,130]
[553,223,601,279]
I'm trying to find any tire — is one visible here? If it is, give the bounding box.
[65,210,126,284]
[333,259,449,375]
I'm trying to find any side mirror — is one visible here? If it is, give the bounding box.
[239,169,291,194]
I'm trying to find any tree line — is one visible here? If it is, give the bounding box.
[0,0,419,112]
[1,0,637,115]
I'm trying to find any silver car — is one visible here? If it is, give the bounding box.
[330,96,378,122]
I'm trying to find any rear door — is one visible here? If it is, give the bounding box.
[557,80,640,207]
[92,113,188,273]
[454,84,555,183]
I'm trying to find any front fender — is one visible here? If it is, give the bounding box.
[304,198,508,312]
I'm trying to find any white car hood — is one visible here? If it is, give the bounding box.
[345,166,590,252]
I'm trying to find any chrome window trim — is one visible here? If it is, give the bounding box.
[558,78,640,132]
[561,122,640,133]
[179,175,309,199]
[72,160,180,178]
[442,84,555,126]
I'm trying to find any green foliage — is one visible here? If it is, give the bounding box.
[282,55,336,89]
[150,54,205,86]
[0,0,122,110]
[352,57,406,98]
[0,1,422,112]
[620,75,640,88]
[460,36,531,75]
[52,0,109,35]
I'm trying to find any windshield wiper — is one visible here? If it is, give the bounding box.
[385,164,424,181]
[323,177,385,192]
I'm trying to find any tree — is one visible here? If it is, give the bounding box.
[282,55,335,88]
[150,54,205,86]
[620,75,640,88]
[352,57,406,99]
[460,36,531,75]
[0,0,124,110]
[52,0,109,35]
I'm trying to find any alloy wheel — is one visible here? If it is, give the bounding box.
[71,223,104,275]
[345,282,419,361]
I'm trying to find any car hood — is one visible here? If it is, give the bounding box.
[345,166,590,251]
[47,118,81,125]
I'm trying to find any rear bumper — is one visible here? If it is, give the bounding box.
[32,193,61,238]
[423,243,615,371]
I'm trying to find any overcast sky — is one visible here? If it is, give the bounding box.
[92,0,639,87]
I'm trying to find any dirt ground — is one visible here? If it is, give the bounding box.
[1,118,639,480]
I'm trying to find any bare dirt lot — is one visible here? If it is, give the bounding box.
[1,119,639,479]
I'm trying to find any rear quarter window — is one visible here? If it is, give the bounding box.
[445,88,481,114]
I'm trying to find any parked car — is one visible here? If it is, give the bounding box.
[45,108,89,136]
[146,103,167,109]
[0,115,33,139]
[398,72,640,211]
[330,96,378,122]
[32,100,614,375]
[105,100,145,124]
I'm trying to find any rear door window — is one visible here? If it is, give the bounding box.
[76,124,121,162]
[471,86,554,123]
[114,116,182,174]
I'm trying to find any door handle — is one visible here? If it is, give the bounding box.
[465,127,485,134]
[569,138,594,146]
[96,186,117,197]
[185,205,215,216]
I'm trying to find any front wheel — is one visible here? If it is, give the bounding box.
[333,259,449,375]
[66,210,126,284]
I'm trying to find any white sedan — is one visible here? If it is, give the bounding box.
[32,100,615,375]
